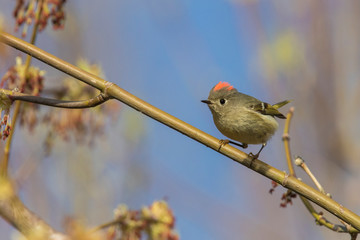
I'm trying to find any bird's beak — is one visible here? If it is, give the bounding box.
[201,100,212,104]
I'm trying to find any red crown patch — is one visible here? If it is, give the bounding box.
[213,82,234,91]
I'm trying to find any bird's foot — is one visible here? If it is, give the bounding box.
[247,152,259,168]
[247,143,266,168]
[229,141,248,149]
[218,139,230,151]
[248,152,259,160]
[218,140,248,151]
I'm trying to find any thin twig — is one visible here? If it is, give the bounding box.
[300,198,354,233]
[282,106,295,176]
[0,0,44,176]
[2,89,111,109]
[90,214,170,233]
[294,157,326,194]
[282,108,359,234]
[91,219,123,233]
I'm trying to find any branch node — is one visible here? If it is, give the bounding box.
[282,133,290,141]
[294,156,304,166]
[281,172,289,186]
[315,213,325,226]
[103,81,114,98]
[339,204,345,214]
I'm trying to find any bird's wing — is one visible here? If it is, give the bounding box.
[250,102,285,119]
[236,93,291,119]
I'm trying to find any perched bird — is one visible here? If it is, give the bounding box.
[202,81,290,159]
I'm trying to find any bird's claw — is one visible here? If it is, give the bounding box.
[247,152,259,168]
[248,143,266,167]
[218,139,230,151]
[248,152,259,159]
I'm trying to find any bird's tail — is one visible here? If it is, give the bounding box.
[272,100,292,110]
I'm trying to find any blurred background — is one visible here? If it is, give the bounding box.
[1,0,360,239]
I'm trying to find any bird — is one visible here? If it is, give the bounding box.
[201,81,291,159]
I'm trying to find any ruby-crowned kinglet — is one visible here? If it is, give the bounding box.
[202,81,290,159]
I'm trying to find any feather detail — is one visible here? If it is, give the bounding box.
[272,100,292,110]
[213,81,234,91]
[251,100,291,119]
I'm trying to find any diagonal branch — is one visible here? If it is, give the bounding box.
[2,89,111,109]
[1,32,360,231]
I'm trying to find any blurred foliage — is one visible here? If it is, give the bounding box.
[64,218,105,240]
[0,88,12,140]
[0,55,121,150]
[1,56,45,96]
[14,0,66,37]
[42,59,121,154]
[259,31,305,83]
[0,56,44,134]
[106,201,178,240]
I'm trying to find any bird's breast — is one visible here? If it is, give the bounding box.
[213,108,279,144]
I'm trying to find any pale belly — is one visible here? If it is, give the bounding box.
[214,109,279,145]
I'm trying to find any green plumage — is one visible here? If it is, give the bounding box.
[252,100,291,119]
[272,100,292,110]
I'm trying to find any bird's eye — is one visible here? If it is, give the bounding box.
[219,99,226,105]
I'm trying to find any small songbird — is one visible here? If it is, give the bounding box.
[202,81,290,159]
